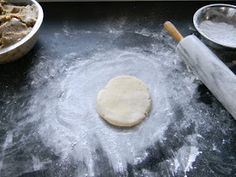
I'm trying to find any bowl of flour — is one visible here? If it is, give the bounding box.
[193,4,236,50]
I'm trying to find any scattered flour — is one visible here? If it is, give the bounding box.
[0,131,13,172]
[32,156,44,171]
[2,25,231,177]
[175,145,200,176]
[35,50,173,174]
[28,27,203,176]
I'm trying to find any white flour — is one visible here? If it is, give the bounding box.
[27,27,203,176]
[34,49,174,174]
[4,24,231,177]
[199,20,236,47]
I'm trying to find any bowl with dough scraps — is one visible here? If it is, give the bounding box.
[0,0,43,63]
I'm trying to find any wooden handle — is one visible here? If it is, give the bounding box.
[164,21,184,42]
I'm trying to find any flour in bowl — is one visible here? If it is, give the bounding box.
[199,20,236,47]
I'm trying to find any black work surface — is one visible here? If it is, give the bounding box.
[0,2,236,177]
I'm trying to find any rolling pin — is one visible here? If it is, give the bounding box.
[164,21,236,120]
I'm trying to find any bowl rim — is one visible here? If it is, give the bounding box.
[0,0,44,55]
[193,3,236,49]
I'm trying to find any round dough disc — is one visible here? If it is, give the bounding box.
[96,75,152,127]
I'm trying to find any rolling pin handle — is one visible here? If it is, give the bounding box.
[164,21,184,42]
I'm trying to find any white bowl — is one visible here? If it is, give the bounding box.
[0,0,44,63]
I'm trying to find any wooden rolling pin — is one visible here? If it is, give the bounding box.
[164,21,236,120]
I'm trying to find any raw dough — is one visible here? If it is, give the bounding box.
[96,75,152,127]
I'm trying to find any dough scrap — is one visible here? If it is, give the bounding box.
[0,1,37,48]
[96,75,152,127]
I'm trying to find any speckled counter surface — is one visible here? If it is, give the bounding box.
[0,2,236,177]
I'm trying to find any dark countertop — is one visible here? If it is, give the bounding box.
[0,2,236,177]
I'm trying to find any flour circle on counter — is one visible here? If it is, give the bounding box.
[96,75,152,127]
